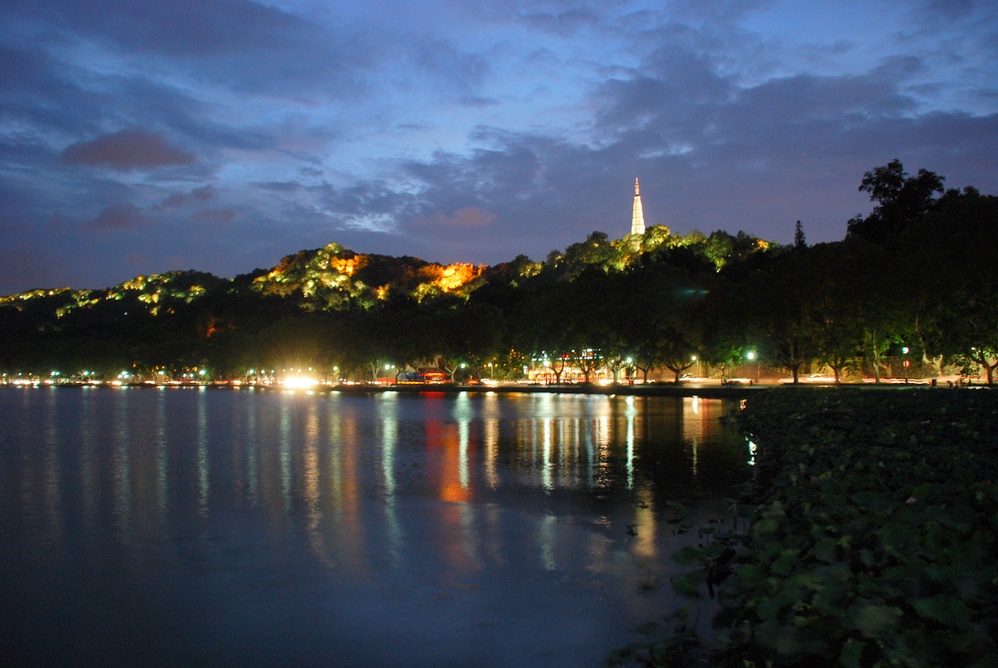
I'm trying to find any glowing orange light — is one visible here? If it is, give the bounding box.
[331,256,362,276]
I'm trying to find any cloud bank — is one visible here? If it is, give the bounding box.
[0,0,995,293]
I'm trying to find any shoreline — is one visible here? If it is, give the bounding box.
[2,379,967,399]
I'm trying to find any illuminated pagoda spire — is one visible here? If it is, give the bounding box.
[630,178,646,236]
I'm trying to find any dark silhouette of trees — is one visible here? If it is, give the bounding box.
[847,159,945,243]
[794,220,806,249]
[807,242,868,383]
[899,187,998,383]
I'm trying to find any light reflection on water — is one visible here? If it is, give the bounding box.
[0,387,750,667]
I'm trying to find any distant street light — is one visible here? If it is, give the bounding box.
[746,351,758,382]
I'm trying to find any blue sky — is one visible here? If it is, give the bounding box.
[1,0,996,293]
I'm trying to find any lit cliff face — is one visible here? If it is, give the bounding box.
[330,255,363,276]
[252,242,487,307]
[437,264,483,292]
[410,263,487,302]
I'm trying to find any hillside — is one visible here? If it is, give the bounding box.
[2,171,994,387]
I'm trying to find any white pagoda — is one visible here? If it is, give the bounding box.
[631,178,646,236]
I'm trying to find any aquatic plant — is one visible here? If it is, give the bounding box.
[616,388,998,667]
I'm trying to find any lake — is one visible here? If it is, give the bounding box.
[0,386,752,667]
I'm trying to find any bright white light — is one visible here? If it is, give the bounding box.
[283,377,318,389]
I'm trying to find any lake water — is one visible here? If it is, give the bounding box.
[0,387,751,667]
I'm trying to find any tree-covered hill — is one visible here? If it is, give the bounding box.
[1,162,995,385]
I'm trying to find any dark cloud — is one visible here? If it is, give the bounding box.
[24,0,317,59]
[157,185,217,209]
[194,209,237,225]
[85,203,149,231]
[410,36,493,98]
[667,0,780,25]
[0,44,56,90]
[4,0,370,103]
[314,180,420,226]
[255,182,304,193]
[729,74,918,129]
[921,0,977,20]
[0,43,113,139]
[62,130,195,171]
[518,8,601,35]
[412,207,498,229]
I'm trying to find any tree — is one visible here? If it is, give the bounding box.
[735,250,823,384]
[697,230,771,272]
[800,241,876,382]
[430,303,504,382]
[611,260,707,382]
[568,348,602,383]
[603,353,631,383]
[557,231,622,277]
[508,279,579,383]
[905,188,998,383]
[794,220,806,249]
[657,325,699,383]
[847,159,945,243]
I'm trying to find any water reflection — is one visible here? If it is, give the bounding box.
[0,388,750,666]
[2,389,748,567]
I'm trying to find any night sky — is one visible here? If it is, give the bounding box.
[2,0,996,294]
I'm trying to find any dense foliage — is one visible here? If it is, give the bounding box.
[729,389,998,666]
[617,388,998,667]
[1,162,996,383]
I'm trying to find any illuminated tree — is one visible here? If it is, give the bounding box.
[698,230,770,271]
[555,231,622,277]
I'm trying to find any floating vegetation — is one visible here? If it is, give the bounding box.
[616,388,998,667]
